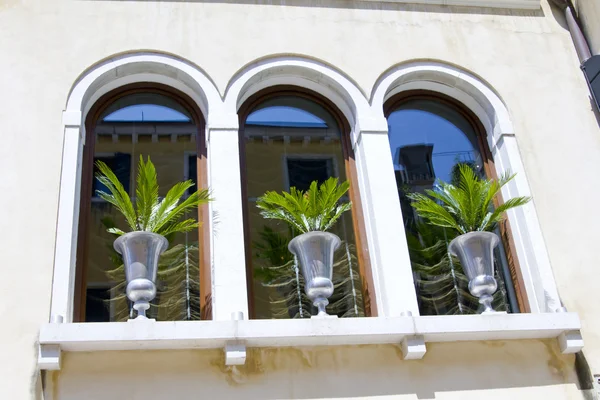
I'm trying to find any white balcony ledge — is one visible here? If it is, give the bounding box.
[359,0,540,11]
[38,312,583,370]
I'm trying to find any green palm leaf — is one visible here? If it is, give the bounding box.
[95,156,211,239]
[256,177,352,234]
[95,161,137,231]
[408,163,530,234]
[135,155,159,230]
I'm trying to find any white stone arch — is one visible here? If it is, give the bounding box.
[224,56,384,140]
[65,52,223,127]
[51,52,223,322]
[371,60,561,314]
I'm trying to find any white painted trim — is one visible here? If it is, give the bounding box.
[52,52,222,323]
[358,0,540,10]
[37,313,582,370]
[371,61,561,314]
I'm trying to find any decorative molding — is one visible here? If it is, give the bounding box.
[359,0,540,10]
[38,313,582,369]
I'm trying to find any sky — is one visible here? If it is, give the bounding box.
[103,104,190,122]
[246,106,328,128]
[387,109,479,182]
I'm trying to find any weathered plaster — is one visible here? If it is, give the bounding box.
[53,342,584,399]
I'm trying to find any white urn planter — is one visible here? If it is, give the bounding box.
[448,231,500,313]
[114,231,169,319]
[288,231,341,317]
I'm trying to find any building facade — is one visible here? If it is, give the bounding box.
[1,0,599,399]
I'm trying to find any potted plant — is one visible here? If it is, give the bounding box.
[407,164,530,313]
[95,155,210,319]
[256,177,352,317]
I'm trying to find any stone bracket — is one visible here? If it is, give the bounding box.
[401,335,426,360]
[225,341,247,366]
[558,330,584,354]
[38,344,61,370]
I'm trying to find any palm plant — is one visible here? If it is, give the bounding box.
[256,177,352,233]
[95,155,211,237]
[252,226,365,319]
[406,221,509,315]
[407,163,530,234]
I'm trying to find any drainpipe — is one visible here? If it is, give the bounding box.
[550,0,600,112]
[549,6,598,395]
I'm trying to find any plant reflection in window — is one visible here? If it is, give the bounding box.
[252,226,363,318]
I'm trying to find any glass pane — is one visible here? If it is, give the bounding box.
[387,99,517,315]
[244,96,365,319]
[83,92,202,322]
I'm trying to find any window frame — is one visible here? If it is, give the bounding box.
[237,86,378,318]
[384,89,530,313]
[73,82,212,322]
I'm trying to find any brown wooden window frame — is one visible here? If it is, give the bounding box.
[237,85,378,318]
[73,82,213,322]
[384,89,530,313]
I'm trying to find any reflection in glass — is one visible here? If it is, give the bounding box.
[387,98,518,315]
[83,93,202,322]
[244,96,365,319]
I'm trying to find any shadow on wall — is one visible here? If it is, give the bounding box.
[75,0,546,17]
[54,340,581,400]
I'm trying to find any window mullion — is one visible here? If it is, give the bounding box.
[207,127,250,320]
[353,130,420,317]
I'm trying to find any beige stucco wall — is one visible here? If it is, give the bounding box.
[1,0,599,399]
[53,341,582,400]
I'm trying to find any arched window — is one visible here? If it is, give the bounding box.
[238,88,375,319]
[74,84,210,322]
[385,90,525,315]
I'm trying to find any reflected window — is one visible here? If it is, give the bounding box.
[241,94,367,319]
[78,91,207,322]
[386,95,519,315]
[286,158,333,191]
